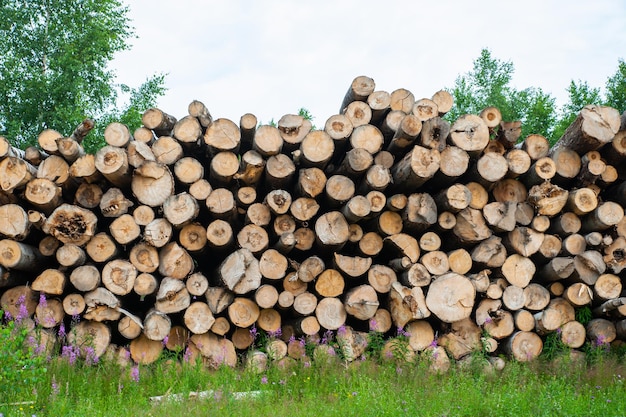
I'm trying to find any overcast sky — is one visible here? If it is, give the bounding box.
[110,0,626,126]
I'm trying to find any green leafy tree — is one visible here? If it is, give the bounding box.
[552,80,602,142]
[604,58,626,113]
[446,48,557,141]
[0,0,165,150]
[85,74,167,153]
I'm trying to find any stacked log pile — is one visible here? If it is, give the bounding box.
[1,75,626,368]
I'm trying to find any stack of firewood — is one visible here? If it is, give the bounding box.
[1,75,625,368]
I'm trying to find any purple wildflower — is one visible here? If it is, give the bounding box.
[162,336,169,347]
[288,334,296,343]
[39,293,47,308]
[321,329,333,345]
[183,347,192,363]
[298,337,305,348]
[429,338,438,349]
[61,345,80,365]
[84,347,99,366]
[58,323,66,339]
[269,327,282,338]
[261,375,268,384]
[249,324,258,340]
[4,310,12,320]
[369,318,378,331]
[396,326,410,337]
[16,295,29,322]
[304,361,311,368]
[131,366,140,383]
[338,325,347,336]
[51,377,60,396]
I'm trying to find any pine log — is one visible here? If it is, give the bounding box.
[339,75,376,113]
[527,182,569,217]
[158,242,194,279]
[399,262,431,288]
[265,154,296,189]
[68,320,111,359]
[453,207,492,245]
[183,301,215,335]
[390,145,440,191]
[504,331,542,362]
[131,161,175,207]
[133,273,159,298]
[343,100,372,128]
[425,273,475,323]
[174,156,204,185]
[99,187,134,218]
[143,218,173,248]
[550,105,621,155]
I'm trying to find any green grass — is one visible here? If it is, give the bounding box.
[2,349,626,417]
[2,315,626,417]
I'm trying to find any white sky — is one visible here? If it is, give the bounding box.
[110,0,626,126]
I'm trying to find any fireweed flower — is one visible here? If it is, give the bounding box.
[61,345,80,365]
[338,325,347,336]
[369,318,378,331]
[39,293,47,308]
[162,336,169,347]
[261,375,268,384]
[17,295,29,322]
[131,366,140,383]
[58,323,66,339]
[51,377,60,396]
[84,347,99,366]
[183,347,192,363]
[249,325,258,340]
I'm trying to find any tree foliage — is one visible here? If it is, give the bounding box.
[447,49,625,145]
[445,49,557,141]
[0,0,165,150]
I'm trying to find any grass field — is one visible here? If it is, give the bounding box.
[2,317,626,417]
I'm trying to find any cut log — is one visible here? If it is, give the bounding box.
[133,273,158,298]
[339,75,376,112]
[504,227,544,257]
[109,214,141,245]
[130,333,163,364]
[143,218,173,248]
[219,248,262,294]
[581,201,624,233]
[131,161,175,207]
[179,222,208,253]
[314,269,345,298]
[313,297,346,331]
[550,105,621,155]
[204,118,241,154]
[504,331,543,362]
[184,301,215,334]
[448,114,489,157]
[158,242,194,279]
[56,244,86,268]
[68,320,111,359]
[453,207,492,245]
[188,100,213,128]
[155,277,190,314]
[102,259,137,296]
[471,236,507,268]
[390,145,440,191]
[69,265,100,292]
[264,154,296,190]
[162,192,199,228]
[99,187,134,218]
[174,156,204,185]
[425,273,475,323]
